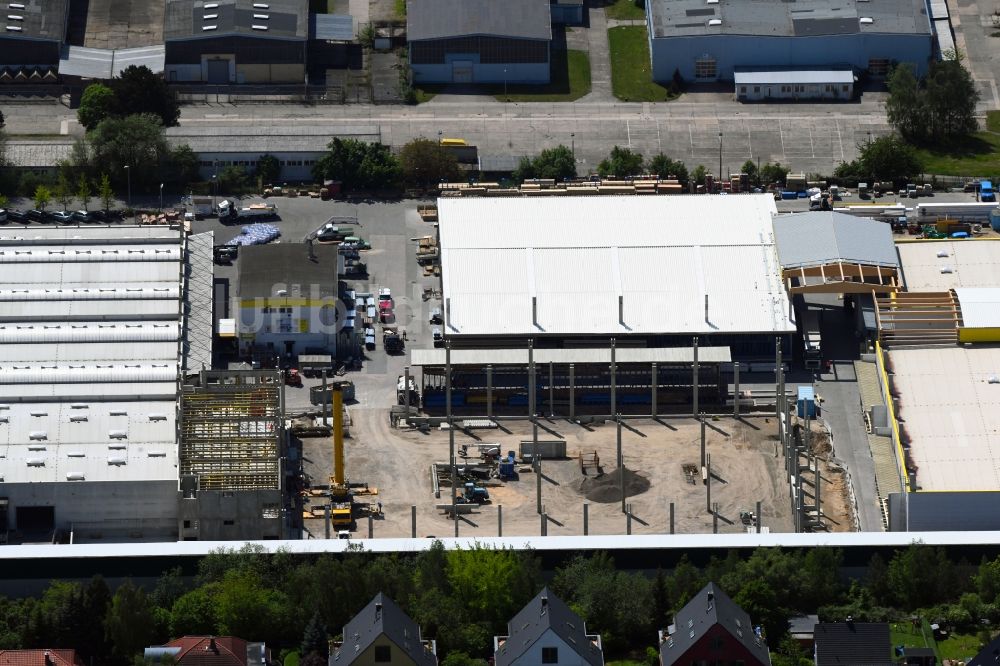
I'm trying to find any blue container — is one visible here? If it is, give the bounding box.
[797,386,816,418]
[990,209,1000,232]
[781,191,797,200]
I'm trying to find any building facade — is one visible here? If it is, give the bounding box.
[0,0,68,70]
[647,0,933,83]
[406,0,551,84]
[163,0,308,83]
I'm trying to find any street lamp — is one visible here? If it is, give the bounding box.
[124,164,131,212]
[867,131,874,191]
[571,133,575,161]
[718,132,723,193]
[503,67,508,101]
[159,182,164,212]
[211,174,217,212]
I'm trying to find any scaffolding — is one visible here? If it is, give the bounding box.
[179,370,283,491]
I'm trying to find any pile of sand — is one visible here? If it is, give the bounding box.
[572,467,651,503]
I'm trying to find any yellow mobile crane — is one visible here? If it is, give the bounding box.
[328,388,378,533]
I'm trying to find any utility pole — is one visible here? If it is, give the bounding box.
[447,341,457,537]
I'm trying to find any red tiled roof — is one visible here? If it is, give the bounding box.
[0,650,84,666]
[163,637,247,666]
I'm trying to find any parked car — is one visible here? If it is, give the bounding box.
[71,210,93,222]
[52,210,74,223]
[378,288,391,304]
[6,209,26,223]
[27,209,51,222]
[0,208,7,223]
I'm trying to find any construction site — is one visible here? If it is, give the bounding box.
[178,369,286,541]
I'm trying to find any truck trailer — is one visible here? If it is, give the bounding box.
[218,200,278,221]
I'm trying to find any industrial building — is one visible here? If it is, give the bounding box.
[646,0,933,84]
[406,0,552,84]
[0,226,214,543]
[860,240,1000,531]
[734,69,855,102]
[236,243,346,361]
[414,195,794,416]
[178,369,285,541]
[163,0,308,83]
[0,0,69,71]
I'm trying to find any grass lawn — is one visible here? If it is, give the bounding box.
[605,0,646,20]
[413,50,591,103]
[890,620,985,663]
[608,26,675,102]
[987,110,1000,133]
[914,131,1000,177]
[395,0,405,18]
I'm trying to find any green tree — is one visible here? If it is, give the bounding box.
[446,546,540,628]
[691,165,707,186]
[77,83,117,131]
[837,135,923,187]
[99,173,114,212]
[925,58,979,140]
[597,146,644,177]
[104,580,156,663]
[886,64,927,141]
[300,611,328,660]
[440,652,488,666]
[170,586,218,637]
[975,556,1000,605]
[33,184,51,211]
[513,145,577,182]
[399,138,461,189]
[312,138,401,191]
[54,170,73,211]
[214,570,293,643]
[88,114,168,192]
[111,65,180,128]
[168,145,200,190]
[257,154,281,186]
[740,159,758,184]
[76,173,92,211]
[759,161,790,187]
[647,153,689,183]
[887,544,955,610]
[865,553,892,607]
[218,165,250,195]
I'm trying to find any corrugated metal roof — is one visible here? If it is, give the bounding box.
[164,0,307,41]
[406,0,551,41]
[410,346,732,366]
[889,346,1000,491]
[184,232,214,373]
[897,240,1000,291]
[438,195,793,337]
[734,69,855,85]
[60,45,166,79]
[955,287,1000,328]
[310,13,353,40]
[773,211,899,268]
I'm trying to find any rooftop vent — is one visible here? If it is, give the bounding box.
[253,13,269,18]
[708,18,722,25]
[7,14,23,20]
[108,444,126,450]
[860,16,873,24]
[5,25,21,31]
[9,3,25,8]
[66,472,85,481]
[70,414,88,423]
[253,2,269,6]
[26,458,45,467]
[0,416,7,424]
[203,13,218,18]
[29,431,47,440]
[251,24,268,30]
[148,413,168,422]
[109,430,128,439]
[30,410,47,417]
[70,403,88,409]
[27,445,46,451]
[107,456,127,466]
[66,451,85,457]
[202,24,217,30]
[110,410,127,416]
[148,450,167,457]
[204,2,218,7]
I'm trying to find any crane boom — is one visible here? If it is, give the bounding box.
[333,388,345,487]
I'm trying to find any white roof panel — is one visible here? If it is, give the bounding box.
[897,240,1000,291]
[955,288,1000,328]
[438,195,793,336]
[410,346,732,365]
[0,342,178,363]
[734,69,855,85]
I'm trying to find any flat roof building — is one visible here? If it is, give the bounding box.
[406,0,552,84]
[0,227,213,543]
[646,0,933,84]
[0,0,69,69]
[163,0,308,84]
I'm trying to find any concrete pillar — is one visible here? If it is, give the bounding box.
[498,504,503,537]
[706,452,712,513]
[610,338,617,418]
[322,374,328,426]
[486,364,493,420]
[693,336,700,418]
[569,364,575,421]
[713,503,719,533]
[368,512,373,538]
[411,505,417,538]
[756,500,762,534]
[651,362,658,418]
[618,414,626,514]
[626,504,632,535]
[324,505,331,539]
[549,361,554,418]
[733,361,740,418]
[403,366,410,417]
[583,503,589,535]
[700,416,706,469]
[815,454,821,521]
[541,510,547,536]
[776,337,784,420]
[669,502,675,534]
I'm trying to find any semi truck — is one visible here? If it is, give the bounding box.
[800,308,823,370]
[218,200,277,221]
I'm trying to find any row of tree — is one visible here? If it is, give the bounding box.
[2,544,1000,666]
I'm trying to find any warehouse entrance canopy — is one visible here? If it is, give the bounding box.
[411,346,732,366]
[773,212,900,294]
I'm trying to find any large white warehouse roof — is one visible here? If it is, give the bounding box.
[438,195,794,337]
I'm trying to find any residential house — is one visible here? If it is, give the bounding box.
[0,651,84,666]
[494,587,604,666]
[966,633,1000,666]
[789,614,819,651]
[144,636,269,666]
[332,593,438,666]
[658,583,771,666]
[813,621,892,666]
